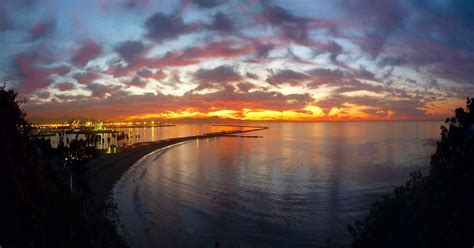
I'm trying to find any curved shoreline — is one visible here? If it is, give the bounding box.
[111,140,193,247]
[86,127,267,206]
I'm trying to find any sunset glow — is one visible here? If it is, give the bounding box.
[1,0,474,122]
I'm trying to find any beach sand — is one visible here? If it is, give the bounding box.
[86,128,267,206]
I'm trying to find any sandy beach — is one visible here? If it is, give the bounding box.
[86,128,267,206]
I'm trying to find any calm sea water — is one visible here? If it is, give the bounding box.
[113,121,442,247]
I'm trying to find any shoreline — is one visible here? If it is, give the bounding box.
[86,127,267,206]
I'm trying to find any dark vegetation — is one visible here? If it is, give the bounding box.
[0,85,127,247]
[348,98,474,247]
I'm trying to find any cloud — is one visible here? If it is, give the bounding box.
[115,40,147,64]
[73,71,101,85]
[30,18,56,40]
[108,39,253,78]
[306,68,344,87]
[191,0,227,8]
[124,0,150,9]
[261,5,309,27]
[136,68,166,80]
[71,39,102,67]
[129,76,148,88]
[153,40,254,67]
[316,95,426,119]
[341,0,405,58]
[378,56,408,67]
[236,82,255,92]
[340,0,474,84]
[255,43,275,58]
[14,48,70,94]
[87,82,125,98]
[0,5,14,31]
[323,41,343,64]
[354,66,376,80]
[106,40,253,79]
[376,37,474,85]
[246,72,259,80]
[208,12,234,33]
[108,40,150,77]
[267,69,310,86]
[194,65,242,82]
[144,12,197,43]
[259,5,336,47]
[247,42,275,62]
[56,82,76,91]
[7,0,473,121]
[26,85,314,120]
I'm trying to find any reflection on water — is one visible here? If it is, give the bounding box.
[114,121,442,247]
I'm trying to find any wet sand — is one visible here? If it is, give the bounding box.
[87,128,267,206]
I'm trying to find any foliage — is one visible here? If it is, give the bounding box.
[0,85,126,247]
[348,98,474,247]
[0,85,46,247]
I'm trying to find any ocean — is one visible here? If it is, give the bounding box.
[112,121,443,247]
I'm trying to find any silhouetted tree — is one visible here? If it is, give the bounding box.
[0,85,46,247]
[348,97,474,247]
[0,86,127,248]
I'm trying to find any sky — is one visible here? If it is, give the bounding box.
[1,0,474,122]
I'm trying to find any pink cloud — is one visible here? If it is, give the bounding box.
[71,39,102,67]
[15,50,70,94]
[56,82,76,91]
[73,71,101,85]
[107,40,253,77]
